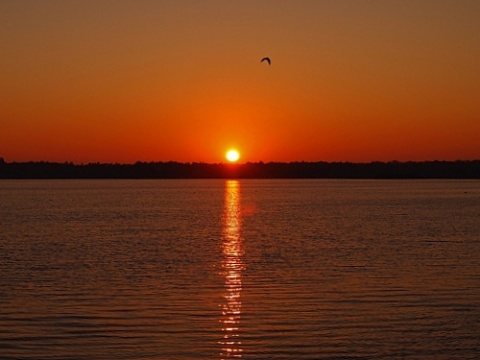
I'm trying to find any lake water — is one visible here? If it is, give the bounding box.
[1,179,479,359]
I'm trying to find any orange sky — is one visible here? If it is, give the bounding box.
[1,1,479,163]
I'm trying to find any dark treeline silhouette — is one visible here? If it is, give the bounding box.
[1,159,480,179]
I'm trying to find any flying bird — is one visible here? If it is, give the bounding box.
[261,57,271,65]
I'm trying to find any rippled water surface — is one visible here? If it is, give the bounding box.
[1,179,480,359]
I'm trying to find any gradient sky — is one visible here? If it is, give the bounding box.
[1,0,479,163]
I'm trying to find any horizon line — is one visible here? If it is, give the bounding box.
[2,158,480,166]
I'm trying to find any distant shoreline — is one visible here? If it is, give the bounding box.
[1,160,479,179]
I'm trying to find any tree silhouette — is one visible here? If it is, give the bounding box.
[0,160,479,179]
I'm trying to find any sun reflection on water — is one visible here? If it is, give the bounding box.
[220,180,244,359]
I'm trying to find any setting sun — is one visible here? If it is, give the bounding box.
[226,149,240,163]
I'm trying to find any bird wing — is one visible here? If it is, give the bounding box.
[261,57,271,65]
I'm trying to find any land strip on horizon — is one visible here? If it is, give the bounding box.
[1,159,479,179]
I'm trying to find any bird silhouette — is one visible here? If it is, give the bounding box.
[261,57,271,65]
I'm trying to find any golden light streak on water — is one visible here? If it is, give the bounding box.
[220,180,244,359]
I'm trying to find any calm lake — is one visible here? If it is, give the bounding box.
[1,179,479,359]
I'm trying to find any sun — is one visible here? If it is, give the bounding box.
[226,149,240,162]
